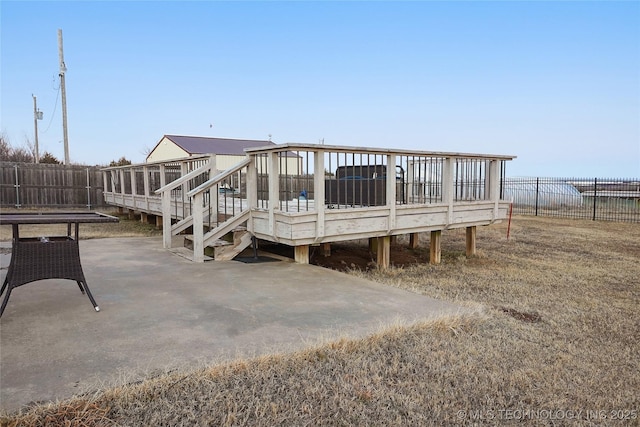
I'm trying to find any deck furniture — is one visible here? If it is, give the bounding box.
[0,212,118,317]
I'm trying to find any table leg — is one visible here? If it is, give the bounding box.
[0,277,7,296]
[80,280,100,312]
[0,281,12,318]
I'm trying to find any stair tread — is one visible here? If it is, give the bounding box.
[169,247,213,262]
[184,235,232,247]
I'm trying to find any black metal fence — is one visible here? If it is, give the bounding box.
[0,162,107,209]
[503,177,640,223]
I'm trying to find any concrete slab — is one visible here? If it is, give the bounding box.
[0,237,467,413]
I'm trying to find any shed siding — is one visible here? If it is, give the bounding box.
[146,137,189,162]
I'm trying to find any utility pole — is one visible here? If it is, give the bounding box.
[32,94,42,163]
[58,29,70,165]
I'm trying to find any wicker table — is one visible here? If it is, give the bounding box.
[0,212,119,317]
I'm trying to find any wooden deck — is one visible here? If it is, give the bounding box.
[102,144,515,267]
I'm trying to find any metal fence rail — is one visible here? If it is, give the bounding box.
[504,177,640,223]
[0,162,107,209]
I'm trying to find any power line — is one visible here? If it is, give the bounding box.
[42,83,60,134]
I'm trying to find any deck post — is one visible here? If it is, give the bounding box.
[209,155,219,226]
[466,226,476,257]
[140,212,148,224]
[314,149,325,239]
[409,233,419,248]
[294,245,309,264]
[143,165,150,212]
[377,236,390,269]
[386,154,397,231]
[192,192,205,262]
[142,166,151,210]
[110,171,117,194]
[130,168,137,197]
[102,171,108,201]
[180,161,189,218]
[268,151,280,238]
[407,158,415,203]
[119,169,126,204]
[246,154,257,233]
[487,160,500,220]
[159,164,172,249]
[442,158,454,225]
[430,230,441,264]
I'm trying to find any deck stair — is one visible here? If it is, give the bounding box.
[183,223,252,261]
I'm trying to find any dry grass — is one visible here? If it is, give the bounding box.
[2,216,639,426]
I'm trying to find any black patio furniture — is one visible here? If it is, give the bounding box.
[0,212,119,317]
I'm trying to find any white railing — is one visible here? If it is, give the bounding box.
[184,158,252,262]
[102,144,515,262]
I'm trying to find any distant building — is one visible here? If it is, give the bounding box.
[146,135,302,173]
[146,135,275,169]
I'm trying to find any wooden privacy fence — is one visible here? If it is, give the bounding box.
[0,162,107,208]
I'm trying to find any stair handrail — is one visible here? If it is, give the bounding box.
[154,159,216,195]
[188,156,253,262]
[187,157,251,197]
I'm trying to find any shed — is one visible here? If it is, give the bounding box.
[147,135,270,166]
[146,135,301,172]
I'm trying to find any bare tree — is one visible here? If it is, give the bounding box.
[22,133,37,160]
[140,145,152,158]
[0,132,11,160]
[0,132,34,162]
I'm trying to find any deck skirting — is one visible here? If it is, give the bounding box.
[250,201,508,246]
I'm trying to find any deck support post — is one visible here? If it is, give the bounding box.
[127,209,135,220]
[466,226,477,257]
[430,230,441,265]
[409,233,419,248]
[376,236,390,269]
[140,212,148,224]
[321,242,331,257]
[369,237,378,254]
[294,245,309,264]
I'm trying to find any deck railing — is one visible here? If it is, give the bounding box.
[103,144,515,261]
[245,144,511,212]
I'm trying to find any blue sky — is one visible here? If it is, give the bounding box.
[1,1,639,177]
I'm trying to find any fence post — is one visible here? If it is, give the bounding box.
[535,177,539,216]
[13,165,20,208]
[592,177,598,221]
[86,168,92,210]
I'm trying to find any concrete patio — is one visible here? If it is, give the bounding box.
[0,237,467,413]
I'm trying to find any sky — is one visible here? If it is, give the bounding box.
[1,1,639,177]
